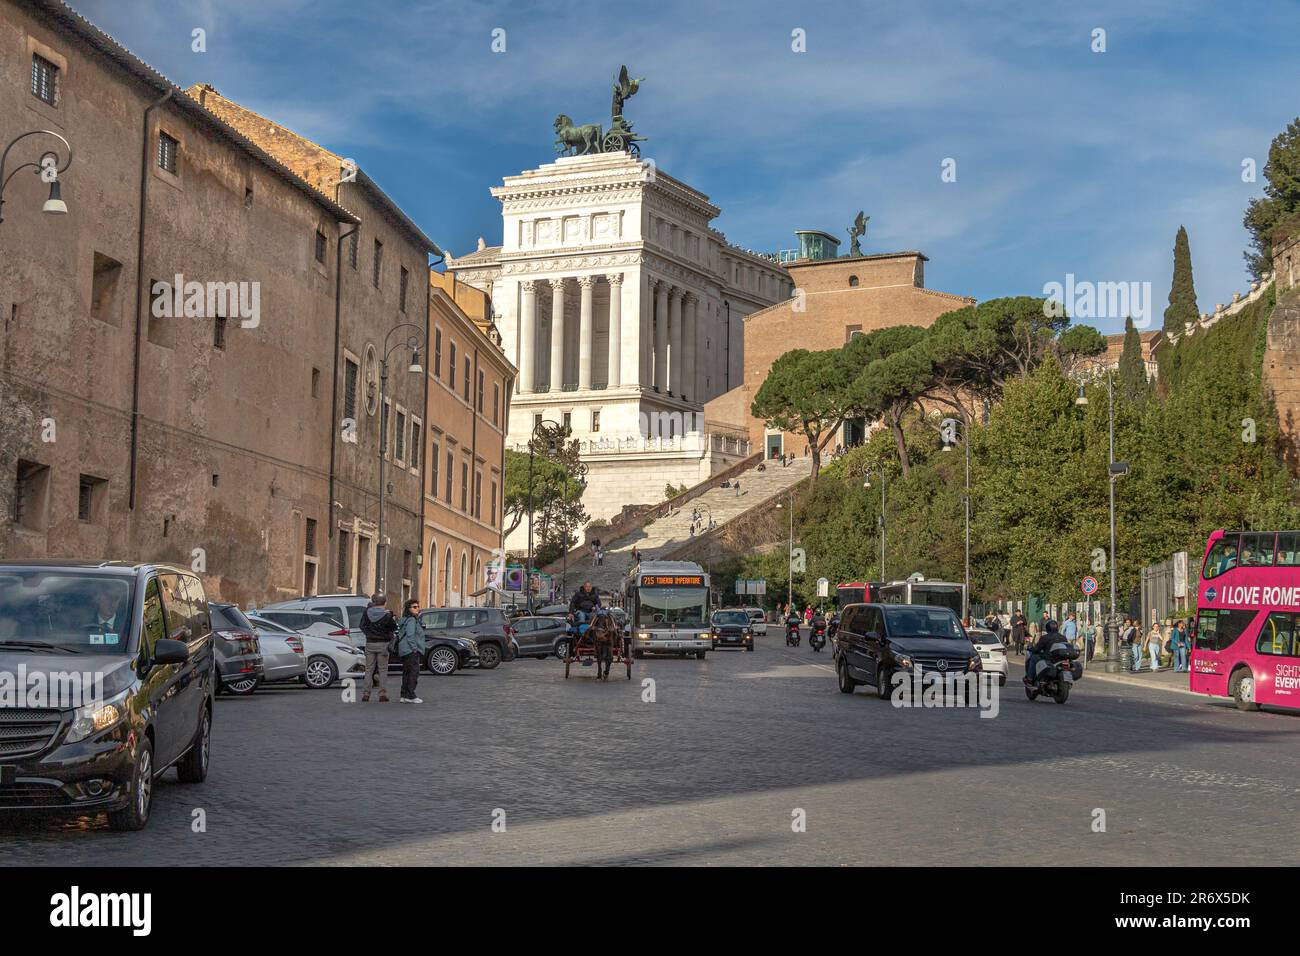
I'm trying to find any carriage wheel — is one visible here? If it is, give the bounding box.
[628,142,640,158]
[603,132,625,153]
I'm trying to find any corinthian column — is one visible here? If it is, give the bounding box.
[683,292,698,403]
[653,280,669,392]
[606,273,623,388]
[549,278,566,391]
[518,280,537,393]
[668,286,683,396]
[577,275,595,390]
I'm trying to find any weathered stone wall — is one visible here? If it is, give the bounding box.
[1264,287,1300,472]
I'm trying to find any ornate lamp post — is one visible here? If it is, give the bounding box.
[375,324,424,595]
[0,129,72,226]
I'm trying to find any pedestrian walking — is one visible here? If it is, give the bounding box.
[631,545,640,564]
[1062,612,1079,653]
[734,480,741,497]
[1146,621,1164,672]
[359,593,398,703]
[397,598,427,704]
[1011,612,1027,655]
[1170,620,1189,672]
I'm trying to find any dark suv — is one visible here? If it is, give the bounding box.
[418,607,516,669]
[0,561,215,830]
[834,603,980,697]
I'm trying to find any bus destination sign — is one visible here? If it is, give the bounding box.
[642,574,705,587]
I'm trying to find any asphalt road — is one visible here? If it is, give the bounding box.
[1,632,1296,865]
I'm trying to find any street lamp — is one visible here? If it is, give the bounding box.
[862,467,886,581]
[0,130,72,225]
[526,417,564,612]
[775,490,795,611]
[941,417,971,622]
[375,323,425,595]
[1079,373,1127,667]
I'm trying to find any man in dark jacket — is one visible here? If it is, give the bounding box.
[360,593,398,703]
[1024,619,1063,687]
[569,581,601,622]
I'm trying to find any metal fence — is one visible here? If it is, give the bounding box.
[1140,551,1191,626]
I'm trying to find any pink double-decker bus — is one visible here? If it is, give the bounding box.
[1192,528,1300,711]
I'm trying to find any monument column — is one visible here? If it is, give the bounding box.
[683,292,698,402]
[668,286,683,396]
[577,275,595,390]
[549,278,566,391]
[518,280,537,393]
[653,279,669,392]
[606,273,623,388]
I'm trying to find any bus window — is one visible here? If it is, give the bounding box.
[1202,535,1240,579]
[1257,612,1300,657]
[1239,532,1277,567]
[1194,607,1257,652]
[1276,532,1300,566]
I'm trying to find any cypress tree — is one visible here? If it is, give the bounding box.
[1162,225,1200,339]
[1118,316,1147,403]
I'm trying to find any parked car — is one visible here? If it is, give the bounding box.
[418,607,515,669]
[742,606,768,636]
[710,609,755,651]
[237,611,306,685]
[0,561,214,831]
[247,613,363,689]
[250,606,354,644]
[966,626,1008,686]
[834,603,980,697]
[420,632,481,675]
[260,594,373,646]
[512,615,571,659]
[209,602,264,696]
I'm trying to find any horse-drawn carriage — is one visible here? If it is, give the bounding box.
[553,114,646,158]
[563,612,633,679]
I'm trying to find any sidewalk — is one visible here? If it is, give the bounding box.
[1008,650,1198,697]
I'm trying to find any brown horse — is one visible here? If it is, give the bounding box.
[554,114,602,156]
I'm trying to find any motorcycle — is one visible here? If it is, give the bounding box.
[1024,641,1083,704]
[809,620,827,652]
[785,620,801,647]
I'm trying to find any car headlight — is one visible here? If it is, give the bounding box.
[968,655,982,671]
[66,690,128,744]
[335,643,359,655]
[636,631,650,640]
[895,655,913,669]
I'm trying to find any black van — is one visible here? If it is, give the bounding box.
[0,561,215,830]
[834,602,980,697]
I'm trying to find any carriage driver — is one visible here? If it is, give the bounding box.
[569,581,602,626]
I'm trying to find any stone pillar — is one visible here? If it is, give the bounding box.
[683,293,698,403]
[668,286,683,396]
[518,280,537,393]
[606,273,623,388]
[549,278,566,391]
[578,275,595,390]
[653,280,669,392]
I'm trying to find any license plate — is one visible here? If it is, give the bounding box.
[1062,672,1074,682]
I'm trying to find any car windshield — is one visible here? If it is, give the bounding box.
[637,587,707,627]
[713,611,749,626]
[0,570,135,652]
[883,606,966,640]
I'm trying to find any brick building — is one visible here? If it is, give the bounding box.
[705,235,974,457]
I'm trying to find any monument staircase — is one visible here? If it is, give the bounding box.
[551,456,813,594]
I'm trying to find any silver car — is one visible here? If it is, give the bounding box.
[260,595,374,646]
[248,614,365,689]
[252,606,355,644]
[246,615,308,684]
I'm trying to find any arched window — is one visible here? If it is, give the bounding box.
[459,552,468,604]
[443,546,452,605]
[474,557,482,606]
[427,540,438,605]
[848,275,859,287]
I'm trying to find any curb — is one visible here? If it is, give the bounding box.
[1009,656,1201,698]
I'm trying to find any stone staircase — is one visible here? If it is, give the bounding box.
[557,457,813,594]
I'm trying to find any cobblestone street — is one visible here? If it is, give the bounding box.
[3,638,1296,866]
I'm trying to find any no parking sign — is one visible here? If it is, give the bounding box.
[1081,576,1098,596]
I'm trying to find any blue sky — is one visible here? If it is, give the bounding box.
[77,0,1300,334]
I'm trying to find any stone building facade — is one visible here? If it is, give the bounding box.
[420,271,516,606]
[448,152,790,548]
[704,245,974,458]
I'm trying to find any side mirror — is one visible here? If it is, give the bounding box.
[153,638,189,665]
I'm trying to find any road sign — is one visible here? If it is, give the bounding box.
[816,577,828,598]
[1081,576,1098,595]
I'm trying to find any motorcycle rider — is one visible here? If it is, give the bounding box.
[785,608,802,642]
[1024,618,1063,687]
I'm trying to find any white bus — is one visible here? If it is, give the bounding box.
[878,576,966,621]
[623,560,712,659]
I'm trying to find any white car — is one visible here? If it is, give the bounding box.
[251,606,358,645]
[742,607,768,636]
[966,627,1008,685]
[248,613,366,689]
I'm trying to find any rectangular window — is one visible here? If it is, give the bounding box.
[445,451,453,503]
[1193,607,1258,653]
[477,370,485,412]
[1277,532,1300,567]
[1257,612,1300,657]
[78,474,106,523]
[411,418,422,476]
[13,460,50,530]
[213,314,227,350]
[399,266,409,312]
[31,53,58,105]
[492,383,500,426]
[157,131,178,174]
[372,239,383,288]
[90,253,123,325]
[402,550,413,581]
[305,517,318,556]
[460,463,468,511]
[490,479,498,525]
[592,410,601,433]
[474,471,482,518]
[449,343,457,389]
[381,400,391,455]
[464,358,471,402]
[311,367,321,398]
[1239,532,1277,567]
[337,530,351,588]
[562,411,572,430]
[343,357,359,422]
[349,232,358,269]
[434,329,442,377]
[314,230,327,264]
[395,410,406,462]
[533,413,542,431]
